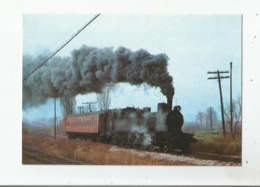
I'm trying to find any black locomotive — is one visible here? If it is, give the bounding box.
[63,100,197,153]
[155,105,197,152]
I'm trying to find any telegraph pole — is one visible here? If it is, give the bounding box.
[54,97,56,141]
[208,70,229,137]
[230,62,233,137]
[77,106,84,114]
[82,102,97,112]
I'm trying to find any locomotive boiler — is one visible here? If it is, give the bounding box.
[62,97,197,153]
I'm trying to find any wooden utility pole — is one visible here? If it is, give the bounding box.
[83,102,97,112]
[77,106,84,114]
[230,62,233,137]
[208,70,229,137]
[54,97,56,141]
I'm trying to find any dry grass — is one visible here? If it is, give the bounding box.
[22,132,192,165]
[190,133,242,156]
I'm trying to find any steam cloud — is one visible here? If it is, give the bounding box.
[110,110,153,146]
[23,45,174,108]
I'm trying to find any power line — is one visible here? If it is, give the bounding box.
[26,15,93,73]
[207,70,229,137]
[23,14,101,81]
[126,15,191,48]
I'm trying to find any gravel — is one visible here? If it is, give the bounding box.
[109,146,240,166]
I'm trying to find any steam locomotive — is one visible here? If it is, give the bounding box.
[62,97,197,153]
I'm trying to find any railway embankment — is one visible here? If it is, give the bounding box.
[23,131,240,166]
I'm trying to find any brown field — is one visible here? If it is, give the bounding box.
[191,133,242,156]
[22,124,241,165]
[22,131,194,165]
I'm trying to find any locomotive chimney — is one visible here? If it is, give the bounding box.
[167,95,173,111]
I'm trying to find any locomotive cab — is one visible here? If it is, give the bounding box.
[155,105,197,153]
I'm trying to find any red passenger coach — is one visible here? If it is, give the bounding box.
[63,112,106,140]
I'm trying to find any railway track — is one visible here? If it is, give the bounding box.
[171,151,241,163]
[129,145,241,163]
[23,145,89,165]
[113,144,241,164]
[191,152,241,163]
[24,132,241,164]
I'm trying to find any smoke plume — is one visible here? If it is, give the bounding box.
[23,45,174,108]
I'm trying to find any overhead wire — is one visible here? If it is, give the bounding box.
[23,14,196,103]
[84,14,138,48]
[23,14,101,81]
[24,14,136,78]
[24,15,96,76]
[125,15,192,48]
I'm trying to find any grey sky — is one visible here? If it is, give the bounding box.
[23,14,242,122]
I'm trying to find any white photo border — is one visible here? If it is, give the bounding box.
[0,0,260,185]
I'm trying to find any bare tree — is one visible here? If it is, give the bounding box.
[60,96,76,117]
[224,96,242,138]
[205,106,218,133]
[196,111,205,130]
[96,84,115,111]
[233,96,242,136]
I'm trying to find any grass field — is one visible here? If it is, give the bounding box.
[22,131,194,165]
[190,132,241,156]
[22,126,241,165]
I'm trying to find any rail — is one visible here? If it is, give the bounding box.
[23,144,90,165]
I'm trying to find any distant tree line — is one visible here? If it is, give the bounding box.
[183,96,242,139]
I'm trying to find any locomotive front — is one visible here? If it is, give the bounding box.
[154,95,198,153]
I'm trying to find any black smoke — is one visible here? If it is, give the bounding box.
[23,45,174,108]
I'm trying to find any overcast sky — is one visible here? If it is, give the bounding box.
[22,14,242,122]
